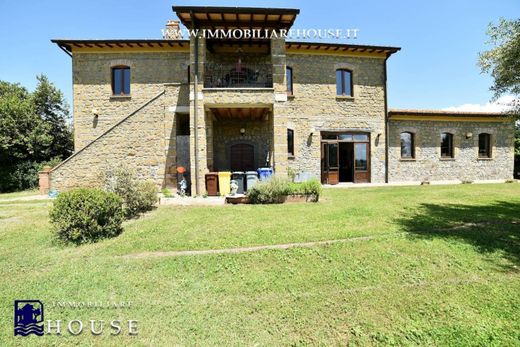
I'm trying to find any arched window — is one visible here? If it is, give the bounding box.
[112,66,130,95]
[478,133,491,158]
[336,69,352,96]
[400,132,415,158]
[440,133,454,158]
[286,66,293,95]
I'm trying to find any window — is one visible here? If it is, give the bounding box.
[478,133,491,158]
[336,69,352,96]
[112,66,130,95]
[286,66,293,95]
[287,129,294,156]
[400,132,415,159]
[440,133,453,158]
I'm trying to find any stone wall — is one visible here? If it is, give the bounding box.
[388,119,515,182]
[49,50,191,191]
[212,118,272,171]
[285,53,387,182]
[72,51,189,150]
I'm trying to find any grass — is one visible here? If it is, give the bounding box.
[1,183,520,345]
[0,189,38,200]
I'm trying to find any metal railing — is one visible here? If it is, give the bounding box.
[203,62,273,88]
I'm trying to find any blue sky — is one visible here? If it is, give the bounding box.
[0,0,518,111]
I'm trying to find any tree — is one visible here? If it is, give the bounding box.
[478,18,520,117]
[0,81,51,162]
[32,75,73,159]
[0,76,73,191]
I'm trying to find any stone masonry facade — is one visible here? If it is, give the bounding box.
[46,7,515,194]
[388,118,515,182]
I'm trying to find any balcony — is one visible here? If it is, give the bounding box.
[203,62,273,89]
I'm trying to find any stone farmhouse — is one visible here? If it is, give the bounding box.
[43,6,515,195]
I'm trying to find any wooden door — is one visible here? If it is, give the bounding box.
[230,144,254,171]
[353,142,370,183]
[321,142,339,184]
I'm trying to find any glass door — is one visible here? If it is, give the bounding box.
[321,142,339,184]
[354,142,369,183]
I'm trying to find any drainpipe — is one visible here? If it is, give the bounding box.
[384,54,389,184]
[191,11,200,195]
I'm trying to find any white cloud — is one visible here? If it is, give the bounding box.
[443,95,516,112]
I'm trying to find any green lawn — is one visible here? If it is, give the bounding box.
[1,184,520,345]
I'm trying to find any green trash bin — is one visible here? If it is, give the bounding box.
[218,172,231,196]
[231,172,245,194]
[245,171,258,191]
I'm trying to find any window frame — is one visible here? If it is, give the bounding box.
[111,65,131,96]
[400,132,415,159]
[440,132,454,158]
[287,128,295,156]
[336,69,353,97]
[286,66,293,96]
[478,133,492,158]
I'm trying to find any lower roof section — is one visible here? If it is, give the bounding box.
[389,109,512,122]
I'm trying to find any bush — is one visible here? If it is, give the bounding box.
[103,166,158,218]
[289,178,322,201]
[247,176,292,204]
[49,188,124,244]
[248,177,322,204]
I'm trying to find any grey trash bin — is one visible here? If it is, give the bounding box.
[231,172,245,194]
[245,171,258,191]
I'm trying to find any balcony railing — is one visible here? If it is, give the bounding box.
[204,62,273,88]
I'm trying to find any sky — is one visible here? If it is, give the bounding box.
[0,0,518,113]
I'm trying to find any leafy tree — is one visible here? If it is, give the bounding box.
[0,82,51,162]
[478,18,520,117]
[0,76,73,191]
[32,75,73,159]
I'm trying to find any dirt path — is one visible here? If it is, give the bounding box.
[123,232,405,259]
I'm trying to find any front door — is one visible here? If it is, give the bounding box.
[321,132,370,184]
[321,142,339,184]
[230,143,254,171]
[353,142,369,183]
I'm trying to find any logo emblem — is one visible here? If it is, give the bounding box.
[14,300,44,336]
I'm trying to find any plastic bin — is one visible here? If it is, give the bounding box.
[257,167,273,181]
[205,172,219,196]
[231,172,245,194]
[217,171,231,196]
[245,171,258,191]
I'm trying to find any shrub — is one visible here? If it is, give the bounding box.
[103,166,158,218]
[247,176,292,204]
[49,188,124,244]
[289,178,322,201]
[161,187,173,198]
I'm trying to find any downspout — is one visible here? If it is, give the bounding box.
[384,54,389,184]
[191,11,200,195]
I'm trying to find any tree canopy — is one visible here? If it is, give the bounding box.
[0,75,72,191]
[478,18,520,116]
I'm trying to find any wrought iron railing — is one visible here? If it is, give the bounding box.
[204,62,273,88]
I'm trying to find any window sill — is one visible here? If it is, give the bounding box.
[288,155,295,160]
[477,157,494,161]
[336,95,354,101]
[440,157,455,161]
[399,158,416,162]
[110,95,131,100]
[287,94,295,100]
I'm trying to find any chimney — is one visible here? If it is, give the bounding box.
[163,20,182,39]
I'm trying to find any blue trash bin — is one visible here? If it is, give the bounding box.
[257,167,273,181]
